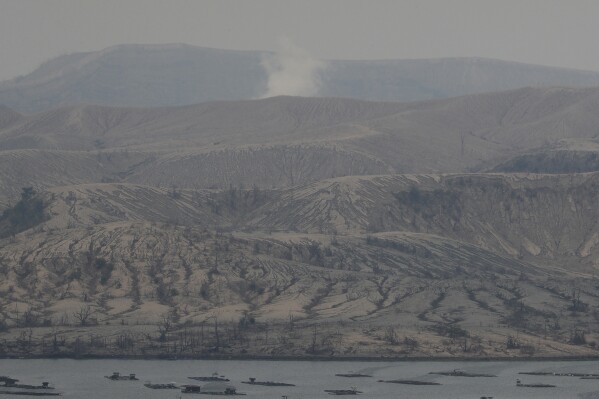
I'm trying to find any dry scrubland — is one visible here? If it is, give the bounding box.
[0,90,599,358]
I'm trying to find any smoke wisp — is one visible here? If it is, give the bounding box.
[261,37,326,98]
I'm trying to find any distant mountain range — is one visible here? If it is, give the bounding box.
[2,43,599,112]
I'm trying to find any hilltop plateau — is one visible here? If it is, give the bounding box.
[3,44,599,112]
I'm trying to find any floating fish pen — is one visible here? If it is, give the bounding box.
[0,376,19,386]
[7,382,53,390]
[1,379,56,390]
[188,374,230,382]
[335,374,372,378]
[324,389,362,395]
[429,369,496,377]
[182,385,203,394]
[144,382,179,389]
[182,382,246,395]
[0,378,60,396]
[0,390,61,396]
[516,379,556,388]
[519,371,599,377]
[104,372,139,381]
[241,378,295,387]
[378,379,441,385]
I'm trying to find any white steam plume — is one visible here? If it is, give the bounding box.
[261,37,326,98]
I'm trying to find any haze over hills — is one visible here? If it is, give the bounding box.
[2,87,599,206]
[3,43,599,112]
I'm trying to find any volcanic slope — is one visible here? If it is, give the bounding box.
[0,181,597,357]
[248,172,599,273]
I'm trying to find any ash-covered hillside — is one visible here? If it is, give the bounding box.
[1,84,599,358]
[2,87,599,205]
[0,175,598,358]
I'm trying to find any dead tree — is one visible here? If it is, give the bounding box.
[157,314,173,342]
[213,315,220,351]
[383,326,400,345]
[73,305,94,326]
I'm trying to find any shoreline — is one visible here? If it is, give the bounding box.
[2,353,599,362]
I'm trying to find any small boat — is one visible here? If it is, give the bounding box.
[429,369,496,377]
[241,378,295,387]
[105,372,139,381]
[378,379,440,385]
[335,373,371,378]
[516,379,555,388]
[144,382,179,389]
[581,376,599,380]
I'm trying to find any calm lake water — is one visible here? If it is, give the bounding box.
[1,359,598,398]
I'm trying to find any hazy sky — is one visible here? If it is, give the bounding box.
[1,0,599,81]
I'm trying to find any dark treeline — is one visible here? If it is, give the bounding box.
[0,187,46,239]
